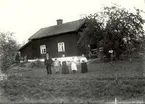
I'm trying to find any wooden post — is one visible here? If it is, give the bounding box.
[115,97,117,104]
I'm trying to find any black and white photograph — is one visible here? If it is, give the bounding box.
[0,0,145,103]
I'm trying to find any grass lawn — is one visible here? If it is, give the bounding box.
[0,54,145,103]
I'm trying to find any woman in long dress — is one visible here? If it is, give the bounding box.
[62,61,69,74]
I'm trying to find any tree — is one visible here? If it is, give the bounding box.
[78,5,145,60]
[0,32,19,72]
[78,14,104,48]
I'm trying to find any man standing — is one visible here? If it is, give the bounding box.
[44,53,53,74]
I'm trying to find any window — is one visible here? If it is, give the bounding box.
[40,45,46,54]
[58,42,65,52]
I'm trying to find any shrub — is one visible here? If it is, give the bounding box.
[26,60,44,68]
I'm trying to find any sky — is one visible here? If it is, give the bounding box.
[0,0,145,45]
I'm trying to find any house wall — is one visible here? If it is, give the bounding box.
[20,31,88,59]
[30,32,79,59]
[20,42,32,59]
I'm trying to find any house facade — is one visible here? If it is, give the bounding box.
[19,19,89,60]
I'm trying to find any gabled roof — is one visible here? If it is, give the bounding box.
[19,40,31,51]
[29,19,85,40]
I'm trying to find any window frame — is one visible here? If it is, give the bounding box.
[40,45,46,54]
[58,42,65,52]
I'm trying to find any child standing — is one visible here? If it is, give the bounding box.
[54,58,60,74]
[71,57,77,73]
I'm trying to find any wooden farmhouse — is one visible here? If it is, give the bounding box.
[19,19,92,60]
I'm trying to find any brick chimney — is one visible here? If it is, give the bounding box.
[57,19,63,25]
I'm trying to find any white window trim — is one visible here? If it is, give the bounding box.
[58,42,65,52]
[40,45,46,54]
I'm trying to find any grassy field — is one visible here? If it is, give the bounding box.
[0,54,145,103]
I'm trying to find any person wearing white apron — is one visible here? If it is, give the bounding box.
[71,57,77,73]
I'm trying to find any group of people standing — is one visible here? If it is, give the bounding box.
[44,53,79,75]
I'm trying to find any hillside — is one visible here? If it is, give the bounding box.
[0,53,144,103]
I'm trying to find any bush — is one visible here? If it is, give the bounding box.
[26,60,44,68]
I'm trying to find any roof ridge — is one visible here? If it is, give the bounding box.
[42,19,85,29]
[29,19,85,40]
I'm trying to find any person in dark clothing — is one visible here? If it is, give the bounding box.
[81,60,88,73]
[62,61,69,74]
[44,53,53,74]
